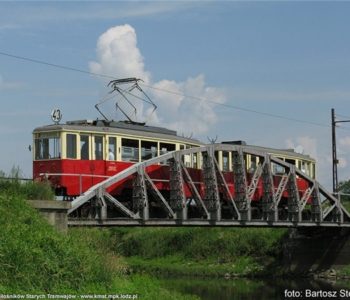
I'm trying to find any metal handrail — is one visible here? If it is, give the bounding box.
[39,172,110,195]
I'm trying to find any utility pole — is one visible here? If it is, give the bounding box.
[331,108,350,194]
[332,108,338,193]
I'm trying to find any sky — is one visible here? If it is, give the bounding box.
[0,1,349,189]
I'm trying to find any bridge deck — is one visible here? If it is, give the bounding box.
[68,218,350,227]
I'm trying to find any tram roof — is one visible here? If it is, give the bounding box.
[221,141,315,162]
[33,120,315,162]
[33,119,202,145]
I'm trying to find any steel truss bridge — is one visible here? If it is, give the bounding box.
[68,144,350,227]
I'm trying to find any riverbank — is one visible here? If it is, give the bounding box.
[109,227,288,278]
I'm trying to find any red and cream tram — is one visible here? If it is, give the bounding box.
[33,118,316,200]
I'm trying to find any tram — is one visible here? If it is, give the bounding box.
[32,78,316,207]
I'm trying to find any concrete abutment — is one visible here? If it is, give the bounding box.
[28,200,71,233]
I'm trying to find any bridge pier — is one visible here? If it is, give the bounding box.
[283,227,350,276]
[28,200,71,233]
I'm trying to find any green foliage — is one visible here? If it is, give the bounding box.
[112,227,287,277]
[126,255,262,278]
[114,227,286,261]
[0,167,54,200]
[339,179,350,202]
[0,194,115,292]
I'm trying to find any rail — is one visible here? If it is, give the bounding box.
[39,173,109,195]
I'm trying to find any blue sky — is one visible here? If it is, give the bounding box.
[0,1,349,188]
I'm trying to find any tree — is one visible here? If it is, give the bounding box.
[338,179,350,202]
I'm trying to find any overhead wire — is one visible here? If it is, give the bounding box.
[139,82,333,128]
[0,50,116,80]
[0,50,345,130]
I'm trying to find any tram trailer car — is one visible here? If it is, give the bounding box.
[33,119,316,207]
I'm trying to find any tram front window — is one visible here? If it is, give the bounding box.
[35,133,61,160]
[66,134,77,159]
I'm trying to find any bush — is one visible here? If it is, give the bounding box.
[0,168,54,200]
[0,194,116,292]
[114,227,287,262]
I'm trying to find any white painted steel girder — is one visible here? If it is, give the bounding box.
[68,144,349,227]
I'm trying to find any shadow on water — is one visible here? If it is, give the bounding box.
[158,276,349,300]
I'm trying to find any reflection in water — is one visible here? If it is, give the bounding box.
[159,276,346,300]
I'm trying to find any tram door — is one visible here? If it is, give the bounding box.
[79,134,94,193]
[80,134,106,189]
[93,135,105,185]
[106,136,118,177]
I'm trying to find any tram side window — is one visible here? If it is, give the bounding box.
[300,161,308,175]
[159,143,175,165]
[311,163,316,179]
[285,159,296,166]
[222,151,229,172]
[80,135,89,160]
[35,136,61,160]
[160,143,175,155]
[273,158,285,174]
[66,134,77,159]
[141,141,157,161]
[95,136,104,160]
[122,138,139,162]
[248,156,258,174]
[108,137,117,161]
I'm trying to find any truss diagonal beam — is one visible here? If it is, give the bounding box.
[213,155,240,219]
[104,192,138,219]
[143,171,175,218]
[180,159,209,219]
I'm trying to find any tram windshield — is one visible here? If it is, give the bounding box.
[34,132,61,160]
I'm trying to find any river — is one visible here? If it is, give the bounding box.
[158,276,350,300]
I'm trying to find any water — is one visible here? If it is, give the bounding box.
[159,276,350,300]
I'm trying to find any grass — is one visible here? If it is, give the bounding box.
[111,227,288,278]
[126,255,263,278]
[0,193,114,293]
[0,180,198,299]
[0,166,54,200]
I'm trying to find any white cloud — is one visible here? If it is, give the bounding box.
[338,157,348,169]
[285,136,318,159]
[340,136,350,149]
[89,24,226,136]
[89,24,150,81]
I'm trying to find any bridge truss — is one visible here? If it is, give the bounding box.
[68,144,350,227]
